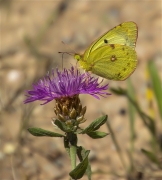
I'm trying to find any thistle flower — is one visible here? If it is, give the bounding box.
[24,66,110,104]
[24,66,110,125]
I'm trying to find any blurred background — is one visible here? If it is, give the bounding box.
[0,0,161,179]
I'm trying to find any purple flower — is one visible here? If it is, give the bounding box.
[24,67,110,105]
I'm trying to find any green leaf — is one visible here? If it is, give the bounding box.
[86,159,91,180]
[148,60,162,119]
[110,87,127,95]
[143,113,156,135]
[80,115,108,134]
[28,127,65,137]
[54,119,69,132]
[86,131,109,139]
[69,150,90,179]
[141,149,162,168]
[127,79,136,172]
[127,79,136,152]
[77,146,91,180]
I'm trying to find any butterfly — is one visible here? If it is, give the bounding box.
[74,21,138,81]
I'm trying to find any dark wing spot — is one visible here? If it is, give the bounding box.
[127,63,130,66]
[118,73,121,77]
[111,55,117,61]
[116,72,122,79]
[104,39,108,44]
[110,44,115,49]
[123,68,126,71]
[122,47,125,51]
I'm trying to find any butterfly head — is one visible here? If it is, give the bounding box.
[74,54,82,62]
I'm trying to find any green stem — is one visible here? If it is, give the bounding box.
[70,145,77,170]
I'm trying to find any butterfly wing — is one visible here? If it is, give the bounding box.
[86,44,137,81]
[84,22,138,59]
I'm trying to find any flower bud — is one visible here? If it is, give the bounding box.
[69,108,77,119]
[66,120,72,126]
[79,118,86,124]
[58,114,65,122]
[77,103,82,114]
[80,106,86,116]
[76,115,84,123]
[54,107,57,115]
[56,102,62,113]
[62,105,68,116]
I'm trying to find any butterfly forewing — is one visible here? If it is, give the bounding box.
[84,22,137,60]
[87,44,137,80]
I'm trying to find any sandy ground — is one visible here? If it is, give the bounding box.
[0,1,162,180]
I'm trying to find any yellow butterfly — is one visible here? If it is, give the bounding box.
[74,22,138,81]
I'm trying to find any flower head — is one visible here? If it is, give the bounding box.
[24,66,110,105]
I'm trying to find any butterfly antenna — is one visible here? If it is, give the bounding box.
[58,51,74,56]
[61,52,64,70]
[58,41,77,69]
[59,41,76,55]
[58,52,74,70]
[61,40,76,53]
